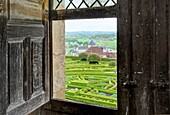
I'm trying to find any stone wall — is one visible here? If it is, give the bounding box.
[52,20,65,99]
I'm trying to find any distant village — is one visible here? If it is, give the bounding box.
[66,39,117,59]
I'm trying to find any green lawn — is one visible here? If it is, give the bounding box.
[65,56,117,108]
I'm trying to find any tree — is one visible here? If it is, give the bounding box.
[87,53,101,64]
[83,41,88,46]
[79,52,88,61]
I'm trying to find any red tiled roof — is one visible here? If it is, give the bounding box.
[86,46,105,55]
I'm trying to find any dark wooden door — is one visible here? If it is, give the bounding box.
[129,0,170,115]
[0,0,50,115]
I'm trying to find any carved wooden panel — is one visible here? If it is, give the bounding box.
[32,38,43,93]
[0,0,49,114]
[6,23,48,115]
[8,38,24,104]
[5,16,49,115]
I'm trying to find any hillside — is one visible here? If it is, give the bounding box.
[65,31,117,55]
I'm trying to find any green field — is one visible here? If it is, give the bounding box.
[66,36,117,50]
[65,56,117,108]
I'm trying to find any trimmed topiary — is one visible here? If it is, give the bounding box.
[79,52,88,61]
[87,53,101,64]
[109,61,117,67]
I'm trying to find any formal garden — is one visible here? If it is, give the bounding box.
[65,53,117,108]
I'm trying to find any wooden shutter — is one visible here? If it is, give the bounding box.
[0,0,50,115]
[153,0,170,114]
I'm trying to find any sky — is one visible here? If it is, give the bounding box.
[65,18,117,32]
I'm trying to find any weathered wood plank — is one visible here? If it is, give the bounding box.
[118,0,132,115]
[29,103,70,115]
[168,0,170,113]
[50,100,118,115]
[131,0,155,114]
[7,92,45,115]
[155,0,169,113]
[23,37,32,101]
[7,20,44,38]
[50,6,118,20]
[43,20,50,101]
[0,1,8,115]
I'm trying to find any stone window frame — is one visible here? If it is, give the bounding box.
[50,0,118,110]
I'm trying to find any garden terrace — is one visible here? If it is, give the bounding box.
[65,56,117,108]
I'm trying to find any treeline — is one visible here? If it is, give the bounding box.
[66,31,117,39]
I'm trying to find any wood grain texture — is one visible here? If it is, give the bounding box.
[0,1,8,115]
[169,0,170,114]
[154,0,170,113]
[0,0,50,115]
[7,20,44,38]
[32,38,43,93]
[50,6,118,20]
[49,100,118,115]
[23,37,32,101]
[118,0,132,115]
[130,0,155,114]
[6,24,48,115]
[8,39,24,104]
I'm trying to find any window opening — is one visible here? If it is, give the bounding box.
[52,18,117,109]
[53,0,117,10]
[65,18,117,109]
